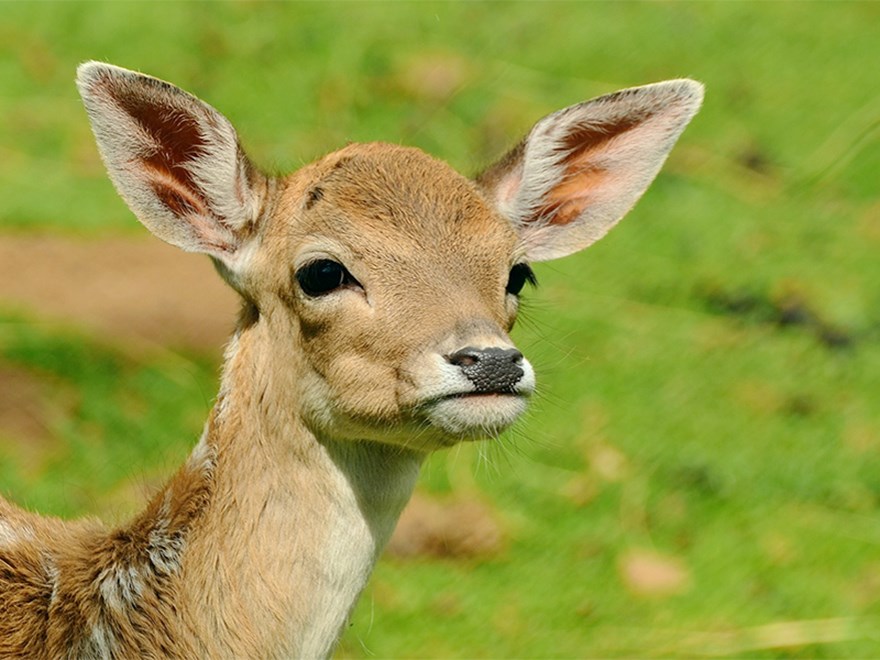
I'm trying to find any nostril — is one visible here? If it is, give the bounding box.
[507,349,524,364]
[447,347,482,367]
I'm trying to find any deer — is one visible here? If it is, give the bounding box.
[0,62,702,658]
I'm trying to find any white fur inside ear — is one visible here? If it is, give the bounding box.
[76,62,265,265]
[483,79,704,262]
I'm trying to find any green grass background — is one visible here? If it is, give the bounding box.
[1,2,879,657]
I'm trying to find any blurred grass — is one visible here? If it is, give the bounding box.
[1,1,879,657]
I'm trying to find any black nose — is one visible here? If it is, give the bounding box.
[447,346,524,393]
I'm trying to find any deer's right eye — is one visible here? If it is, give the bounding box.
[506,263,537,296]
[295,259,357,297]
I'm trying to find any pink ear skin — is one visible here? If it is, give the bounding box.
[76,62,267,268]
[478,80,704,262]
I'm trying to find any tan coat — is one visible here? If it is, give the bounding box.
[0,63,701,658]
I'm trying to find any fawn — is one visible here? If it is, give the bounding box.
[0,62,702,658]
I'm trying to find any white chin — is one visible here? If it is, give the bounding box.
[424,394,529,439]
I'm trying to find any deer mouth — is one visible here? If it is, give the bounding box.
[420,390,530,439]
[442,388,521,399]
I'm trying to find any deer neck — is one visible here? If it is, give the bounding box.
[176,316,424,657]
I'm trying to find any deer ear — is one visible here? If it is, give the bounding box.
[76,62,267,271]
[477,80,703,262]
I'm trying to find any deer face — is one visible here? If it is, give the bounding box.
[76,62,702,451]
[247,144,533,446]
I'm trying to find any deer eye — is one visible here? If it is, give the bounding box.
[295,259,358,297]
[506,263,537,296]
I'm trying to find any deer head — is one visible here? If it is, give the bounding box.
[76,62,702,452]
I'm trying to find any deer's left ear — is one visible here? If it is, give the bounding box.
[477,80,703,262]
[76,62,268,274]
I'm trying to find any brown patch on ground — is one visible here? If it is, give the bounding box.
[386,492,506,560]
[0,234,239,353]
[618,548,692,597]
[0,363,73,472]
[397,52,469,101]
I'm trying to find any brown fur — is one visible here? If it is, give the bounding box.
[0,143,520,657]
[1,444,212,658]
[0,63,701,657]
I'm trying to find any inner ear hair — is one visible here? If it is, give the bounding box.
[477,79,704,262]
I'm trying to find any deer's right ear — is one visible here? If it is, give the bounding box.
[477,80,703,262]
[76,62,267,272]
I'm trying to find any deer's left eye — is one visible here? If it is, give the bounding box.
[295,259,359,297]
[506,263,537,296]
